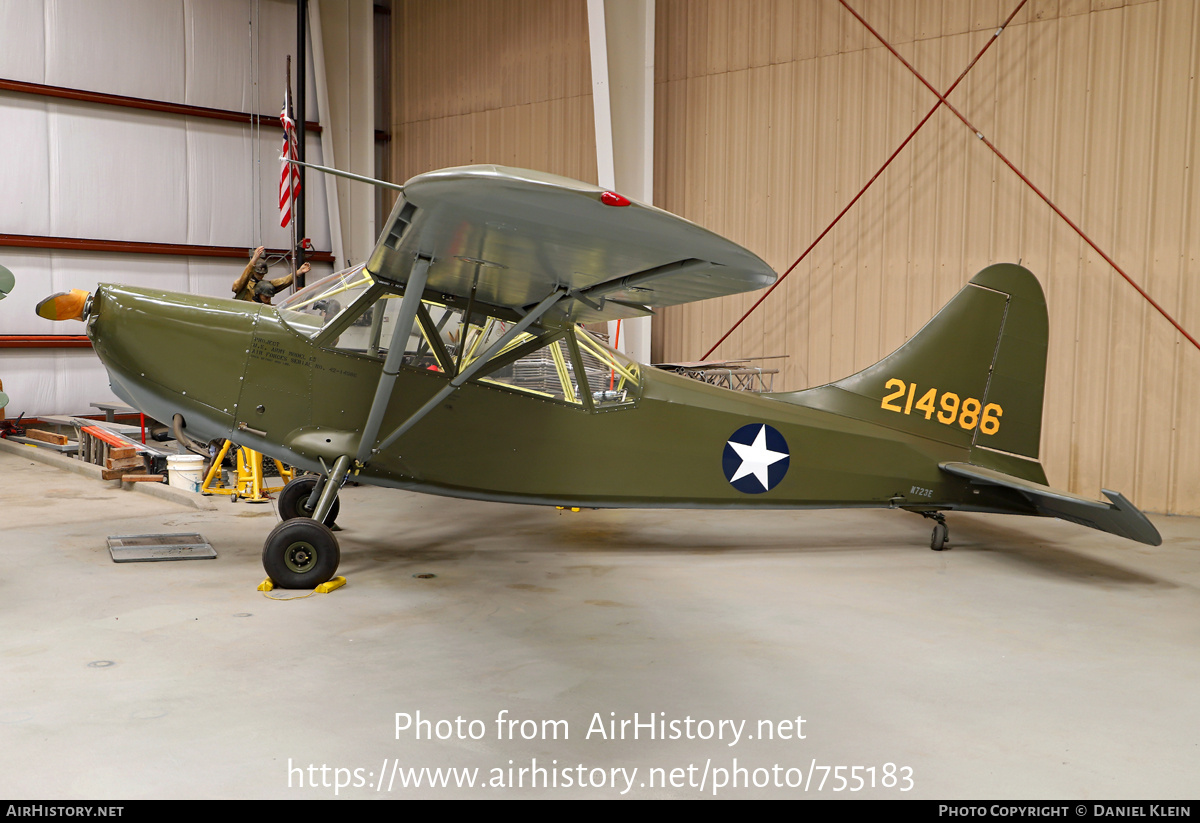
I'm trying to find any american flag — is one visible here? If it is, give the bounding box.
[279,91,301,228]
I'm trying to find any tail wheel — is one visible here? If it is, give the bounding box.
[278,475,339,526]
[930,522,949,551]
[262,518,340,588]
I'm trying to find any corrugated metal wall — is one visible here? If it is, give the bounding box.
[653,0,1200,515]
[389,0,596,186]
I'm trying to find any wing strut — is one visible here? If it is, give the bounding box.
[355,255,433,464]
[283,155,405,192]
[367,289,566,460]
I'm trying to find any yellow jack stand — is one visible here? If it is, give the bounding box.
[200,440,294,502]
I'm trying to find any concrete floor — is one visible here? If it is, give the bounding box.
[1,445,1197,799]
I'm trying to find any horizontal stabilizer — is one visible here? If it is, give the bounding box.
[940,462,1162,546]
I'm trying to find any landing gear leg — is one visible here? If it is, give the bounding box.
[923,512,950,551]
[261,455,352,587]
[311,455,351,525]
[279,474,340,526]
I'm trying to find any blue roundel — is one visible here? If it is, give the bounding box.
[722,423,790,494]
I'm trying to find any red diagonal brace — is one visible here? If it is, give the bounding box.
[703,0,1029,360]
[841,0,1200,353]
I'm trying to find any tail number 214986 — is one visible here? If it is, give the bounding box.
[880,378,1002,435]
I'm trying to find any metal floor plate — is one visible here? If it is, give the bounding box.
[107,533,216,562]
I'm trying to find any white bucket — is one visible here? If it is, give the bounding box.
[167,454,206,493]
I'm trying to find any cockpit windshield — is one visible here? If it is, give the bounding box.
[277,265,374,338]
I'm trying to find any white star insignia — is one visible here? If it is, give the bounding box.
[728,425,788,490]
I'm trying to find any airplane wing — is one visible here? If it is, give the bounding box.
[940,462,1163,546]
[365,165,776,323]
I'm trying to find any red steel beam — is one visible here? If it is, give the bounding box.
[0,336,91,349]
[0,233,334,263]
[840,0,1200,354]
[0,77,322,133]
[703,0,1029,360]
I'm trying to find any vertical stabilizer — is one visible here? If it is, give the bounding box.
[776,264,1048,476]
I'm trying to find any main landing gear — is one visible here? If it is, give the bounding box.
[262,518,340,589]
[262,456,351,588]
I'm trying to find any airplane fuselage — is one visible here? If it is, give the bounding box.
[88,283,1032,518]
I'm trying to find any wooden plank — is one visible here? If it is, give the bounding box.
[24,428,69,446]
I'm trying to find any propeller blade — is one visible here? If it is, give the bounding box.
[0,265,14,300]
[35,289,91,321]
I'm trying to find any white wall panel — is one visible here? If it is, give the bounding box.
[54,349,120,412]
[183,257,250,299]
[0,93,52,236]
[0,251,54,336]
[0,1,339,417]
[52,252,191,295]
[1,350,119,418]
[184,0,320,117]
[44,0,186,102]
[2,351,60,417]
[47,103,189,243]
[3,0,319,123]
[184,0,257,112]
[0,0,47,83]
[185,120,255,247]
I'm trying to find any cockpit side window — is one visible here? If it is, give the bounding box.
[287,277,641,410]
[572,327,641,408]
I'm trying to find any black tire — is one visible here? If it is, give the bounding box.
[278,475,339,526]
[930,522,949,551]
[262,518,340,588]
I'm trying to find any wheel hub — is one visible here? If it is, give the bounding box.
[284,541,318,573]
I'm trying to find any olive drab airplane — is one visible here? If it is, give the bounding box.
[33,165,1160,588]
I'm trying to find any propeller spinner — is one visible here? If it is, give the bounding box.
[35,289,91,322]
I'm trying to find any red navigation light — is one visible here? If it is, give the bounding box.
[600,191,630,207]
